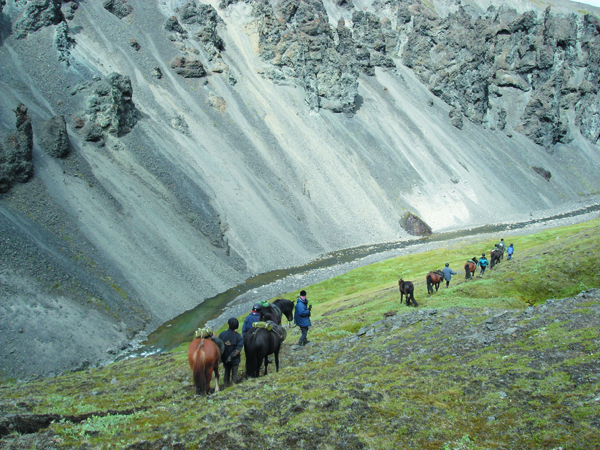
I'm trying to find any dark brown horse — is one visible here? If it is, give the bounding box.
[426,270,443,294]
[490,249,503,269]
[244,325,285,377]
[464,257,478,279]
[259,303,283,325]
[399,279,417,306]
[187,337,220,396]
[273,299,294,324]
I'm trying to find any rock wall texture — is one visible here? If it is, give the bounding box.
[1,0,600,378]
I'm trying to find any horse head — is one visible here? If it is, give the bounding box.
[273,299,294,322]
[259,303,283,325]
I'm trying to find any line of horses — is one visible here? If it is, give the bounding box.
[398,244,507,309]
[187,299,295,395]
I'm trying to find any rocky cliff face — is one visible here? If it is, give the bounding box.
[1,0,600,378]
[403,3,600,150]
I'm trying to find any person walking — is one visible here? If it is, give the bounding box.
[478,253,489,276]
[242,303,261,338]
[294,290,311,346]
[507,243,514,260]
[442,263,457,288]
[218,318,244,386]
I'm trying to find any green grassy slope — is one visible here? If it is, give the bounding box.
[1,218,599,449]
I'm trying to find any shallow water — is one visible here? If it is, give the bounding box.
[135,203,600,356]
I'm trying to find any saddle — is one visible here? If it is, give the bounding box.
[252,320,287,341]
[194,327,224,354]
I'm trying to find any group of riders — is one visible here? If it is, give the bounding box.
[466,238,514,278]
[426,238,515,295]
[197,290,311,387]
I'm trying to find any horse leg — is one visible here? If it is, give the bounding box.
[213,363,220,393]
[275,349,280,372]
[263,354,269,376]
[411,292,418,307]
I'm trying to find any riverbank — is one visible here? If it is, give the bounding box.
[203,201,600,335]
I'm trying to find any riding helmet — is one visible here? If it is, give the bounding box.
[482,253,485,256]
[252,303,261,311]
[228,317,239,330]
[445,263,449,267]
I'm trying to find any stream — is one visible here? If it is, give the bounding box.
[132,202,600,357]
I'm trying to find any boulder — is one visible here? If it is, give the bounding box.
[102,0,132,19]
[38,115,69,158]
[79,72,139,142]
[0,104,34,193]
[170,57,207,78]
[15,0,63,38]
[532,166,551,181]
[400,212,432,237]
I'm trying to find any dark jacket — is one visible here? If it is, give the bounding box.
[294,297,311,328]
[242,311,260,337]
[218,329,244,365]
[442,266,457,281]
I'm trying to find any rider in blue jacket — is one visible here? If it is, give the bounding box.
[242,304,261,338]
[294,290,311,346]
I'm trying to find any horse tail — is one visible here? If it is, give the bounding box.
[426,274,432,293]
[193,339,207,395]
[464,263,470,279]
[245,332,259,378]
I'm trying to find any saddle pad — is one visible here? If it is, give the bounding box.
[195,327,213,339]
[252,321,272,331]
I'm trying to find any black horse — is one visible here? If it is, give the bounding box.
[244,325,285,377]
[259,303,283,325]
[273,299,294,324]
[399,279,417,306]
[490,249,503,269]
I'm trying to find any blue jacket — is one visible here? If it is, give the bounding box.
[242,311,260,337]
[294,297,311,328]
[218,329,244,365]
[442,266,457,281]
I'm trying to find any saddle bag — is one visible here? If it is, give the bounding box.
[194,327,213,339]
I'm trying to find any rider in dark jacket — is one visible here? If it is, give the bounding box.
[219,317,244,386]
[242,304,261,338]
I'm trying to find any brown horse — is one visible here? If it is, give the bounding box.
[187,338,220,396]
[399,279,417,306]
[426,270,443,294]
[464,257,478,279]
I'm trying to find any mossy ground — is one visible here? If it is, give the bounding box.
[1,219,600,449]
